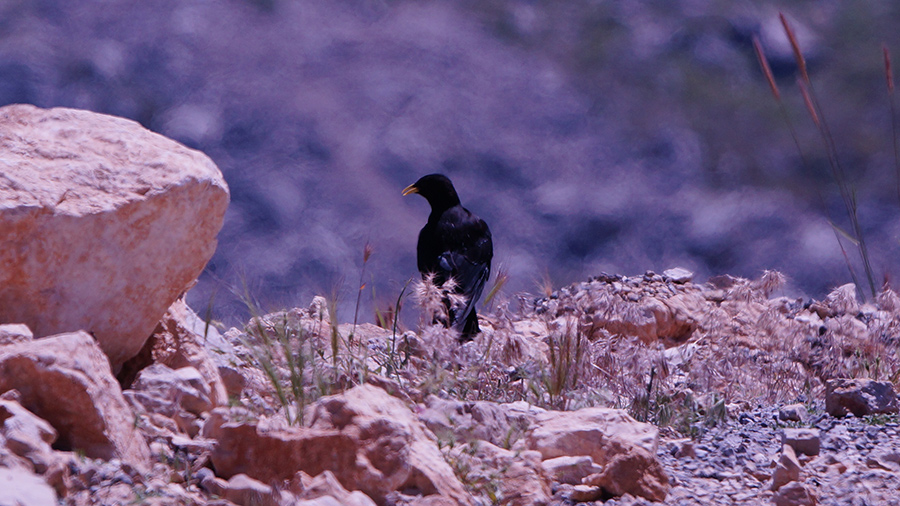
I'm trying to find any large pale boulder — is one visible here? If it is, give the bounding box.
[0,104,229,370]
[0,331,151,471]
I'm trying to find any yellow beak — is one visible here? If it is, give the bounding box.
[402,184,418,196]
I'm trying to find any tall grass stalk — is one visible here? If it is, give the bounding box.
[482,266,509,312]
[238,290,309,425]
[753,31,865,296]
[351,242,373,344]
[884,45,900,207]
[755,14,878,298]
[781,13,876,298]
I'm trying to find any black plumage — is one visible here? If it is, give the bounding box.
[403,174,493,340]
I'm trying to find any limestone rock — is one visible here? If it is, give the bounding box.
[212,473,285,506]
[203,409,358,484]
[290,471,378,506]
[419,396,539,448]
[526,407,666,501]
[0,331,150,471]
[121,299,229,407]
[778,404,806,423]
[451,442,550,506]
[541,455,601,485]
[825,378,899,417]
[772,481,817,506]
[0,104,229,371]
[525,407,659,463]
[308,385,474,505]
[772,444,801,491]
[583,446,669,502]
[0,397,57,472]
[663,267,694,283]
[0,467,57,506]
[568,484,602,502]
[130,364,214,416]
[0,323,33,345]
[781,428,820,456]
[590,293,701,345]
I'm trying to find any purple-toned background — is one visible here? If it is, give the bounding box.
[4,0,900,324]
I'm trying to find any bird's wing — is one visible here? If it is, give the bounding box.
[434,208,493,314]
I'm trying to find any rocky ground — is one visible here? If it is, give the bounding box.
[3,266,899,506]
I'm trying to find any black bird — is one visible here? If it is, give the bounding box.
[403,174,493,341]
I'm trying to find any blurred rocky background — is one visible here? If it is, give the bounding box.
[3,0,900,323]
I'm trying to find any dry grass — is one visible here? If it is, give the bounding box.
[233,267,900,438]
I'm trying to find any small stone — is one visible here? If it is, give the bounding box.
[779,404,807,423]
[772,445,801,491]
[541,456,600,485]
[666,438,696,459]
[663,267,694,283]
[569,484,602,502]
[782,428,820,456]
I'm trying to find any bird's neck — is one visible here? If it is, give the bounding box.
[428,193,461,217]
[428,203,459,222]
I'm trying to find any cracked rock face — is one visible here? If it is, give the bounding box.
[0,104,229,371]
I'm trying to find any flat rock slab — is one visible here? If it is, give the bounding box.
[0,104,228,370]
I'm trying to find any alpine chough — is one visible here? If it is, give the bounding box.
[403,174,493,341]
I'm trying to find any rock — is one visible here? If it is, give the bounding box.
[665,438,696,459]
[583,446,669,502]
[663,267,694,283]
[825,378,899,417]
[120,299,229,407]
[129,364,214,416]
[0,398,57,472]
[0,467,57,506]
[296,498,346,506]
[590,293,702,345]
[772,444,801,491]
[0,323,33,345]
[419,397,539,448]
[308,385,474,505]
[781,428,820,456]
[525,407,659,462]
[291,471,378,506]
[541,455,600,485]
[0,331,150,471]
[453,442,550,506]
[202,409,358,484]
[220,473,283,506]
[0,104,229,371]
[569,484,602,502]
[772,481,817,506]
[778,404,806,423]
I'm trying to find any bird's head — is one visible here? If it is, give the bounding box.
[402,173,461,212]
